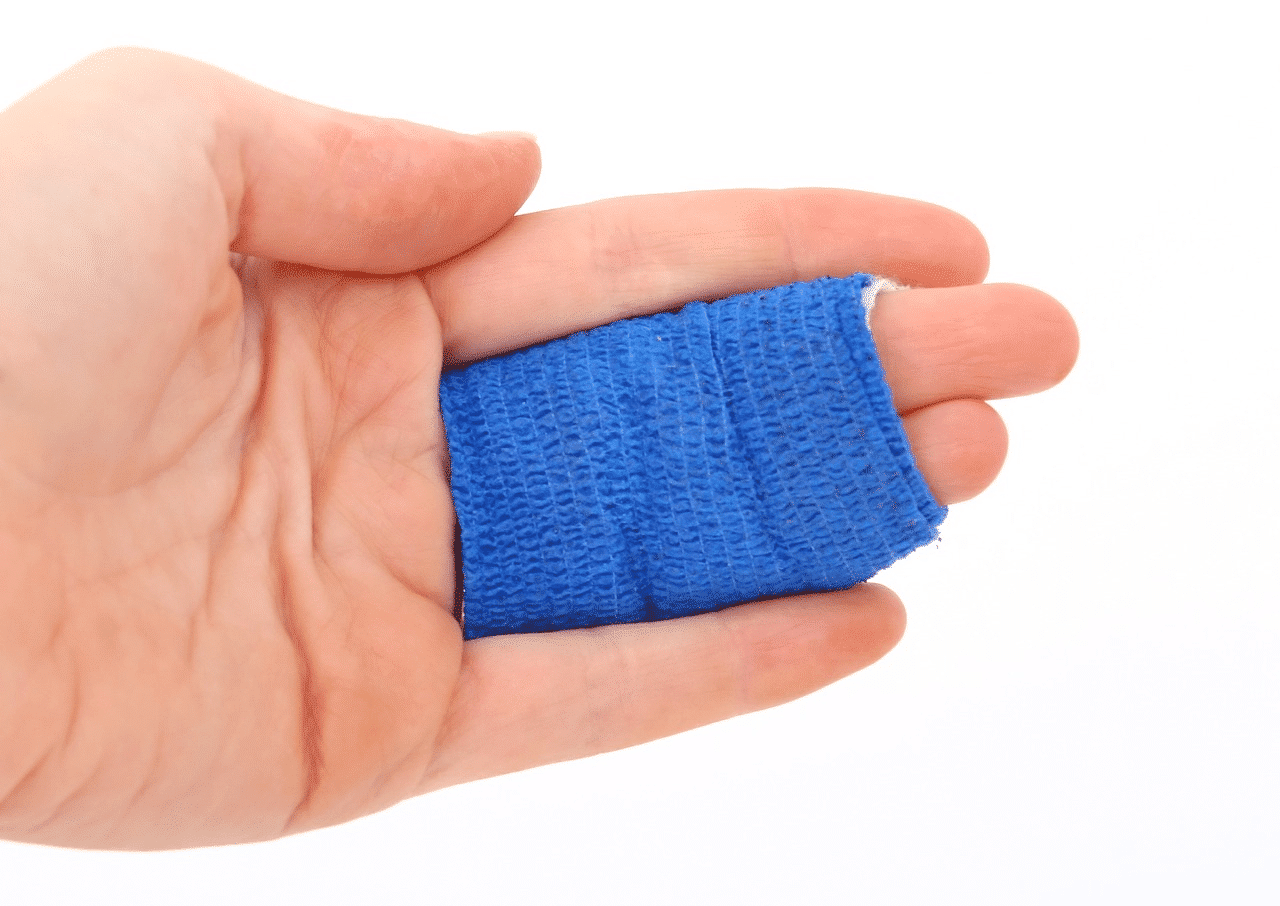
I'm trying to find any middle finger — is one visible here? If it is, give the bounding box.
[870,283,1078,413]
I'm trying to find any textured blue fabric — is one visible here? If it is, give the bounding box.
[440,275,946,640]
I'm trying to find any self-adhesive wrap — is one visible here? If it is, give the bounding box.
[440,274,945,640]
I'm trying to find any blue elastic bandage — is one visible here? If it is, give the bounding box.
[440,274,945,640]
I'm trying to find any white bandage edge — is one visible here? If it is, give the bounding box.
[860,276,907,327]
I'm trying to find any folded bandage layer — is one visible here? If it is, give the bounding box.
[441,274,945,640]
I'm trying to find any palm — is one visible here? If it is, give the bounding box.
[0,50,1077,850]
[208,260,464,837]
[4,234,466,845]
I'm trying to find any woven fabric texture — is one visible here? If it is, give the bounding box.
[440,274,945,640]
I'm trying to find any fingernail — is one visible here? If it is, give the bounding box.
[479,130,539,143]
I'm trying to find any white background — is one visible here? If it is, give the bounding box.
[2,1,1277,903]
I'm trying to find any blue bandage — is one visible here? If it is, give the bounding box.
[440,274,945,640]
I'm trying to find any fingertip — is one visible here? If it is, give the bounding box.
[986,284,1080,391]
[721,584,909,714]
[827,583,908,668]
[854,194,989,289]
[903,399,1009,505]
[861,582,908,651]
[948,208,991,285]
[476,129,543,207]
[1036,290,1080,387]
[909,201,990,287]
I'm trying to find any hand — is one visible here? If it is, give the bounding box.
[0,49,1077,850]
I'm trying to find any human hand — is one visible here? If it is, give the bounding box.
[0,49,1077,849]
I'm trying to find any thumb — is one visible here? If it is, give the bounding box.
[220,76,542,273]
[74,47,542,274]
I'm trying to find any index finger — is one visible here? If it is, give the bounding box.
[422,188,989,364]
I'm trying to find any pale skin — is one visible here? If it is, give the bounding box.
[0,49,1078,850]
